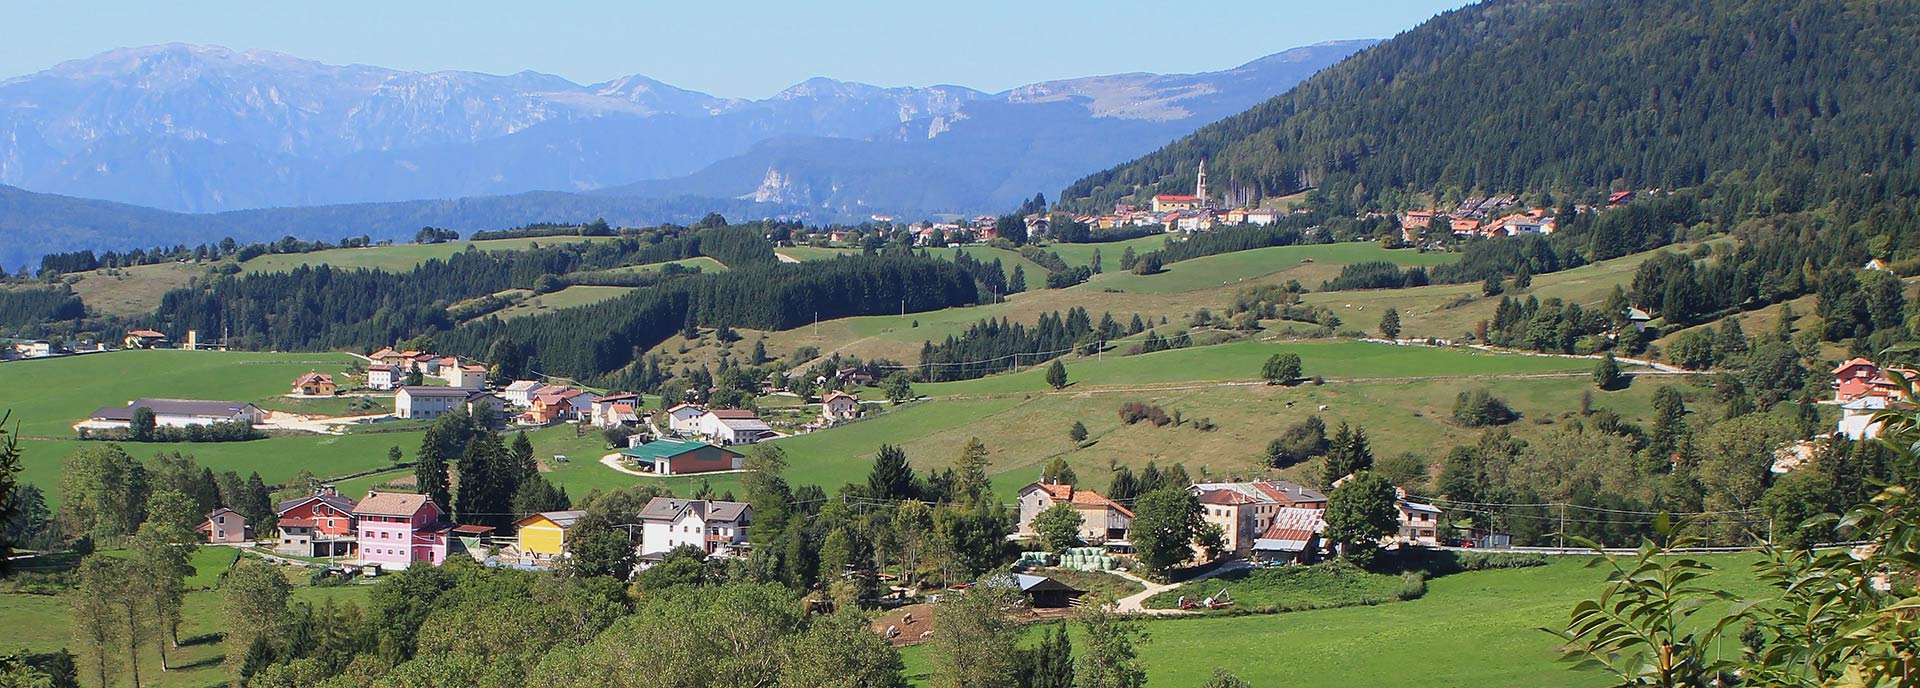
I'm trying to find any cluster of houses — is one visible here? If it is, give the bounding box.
[1070,161,1284,234]
[365,347,488,391]
[1397,195,1557,244]
[1014,477,1444,564]
[199,484,753,572]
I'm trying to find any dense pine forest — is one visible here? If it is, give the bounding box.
[1060,0,1920,238]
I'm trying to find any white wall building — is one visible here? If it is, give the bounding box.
[636,497,751,562]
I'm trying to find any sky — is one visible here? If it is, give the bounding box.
[0,0,1469,99]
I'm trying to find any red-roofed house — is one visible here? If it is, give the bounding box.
[1250,507,1327,563]
[1016,482,1133,543]
[354,491,451,570]
[1608,190,1635,206]
[291,371,337,396]
[366,364,398,391]
[820,390,861,423]
[275,486,357,557]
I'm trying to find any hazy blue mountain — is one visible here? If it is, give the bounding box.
[0,41,1368,215]
[597,41,1375,214]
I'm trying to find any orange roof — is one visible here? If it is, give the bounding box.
[1153,194,1200,202]
[293,372,333,386]
[1029,482,1133,517]
[128,329,167,338]
[1197,488,1260,506]
[1833,357,1877,375]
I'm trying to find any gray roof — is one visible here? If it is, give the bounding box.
[397,385,472,398]
[276,492,357,516]
[91,398,260,422]
[637,497,749,523]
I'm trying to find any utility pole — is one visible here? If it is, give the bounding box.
[813,312,819,340]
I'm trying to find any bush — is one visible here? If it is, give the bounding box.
[1118,401,1171,426]
[1395,571,1428,601]
[1451,388,1519,427]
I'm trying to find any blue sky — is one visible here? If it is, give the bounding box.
[0,1,1469,98]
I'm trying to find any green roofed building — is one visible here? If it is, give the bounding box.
[618,438,746,476]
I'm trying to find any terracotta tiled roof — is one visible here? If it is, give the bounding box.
[354,492,433,517]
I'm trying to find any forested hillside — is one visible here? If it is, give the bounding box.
[1060,0,1920,223]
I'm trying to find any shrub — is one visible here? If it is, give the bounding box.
[1395,571,1428,601]
[1118,401,1171,426]
[1451,388,1519,427]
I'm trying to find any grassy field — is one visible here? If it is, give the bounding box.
[491,285,635,320]
[919,339,1603,396]
[1086,243,1458,295]
[775,246,859,262]
[903,554,1767,687]
[0,350,360,437]
[54,262,207,317]
[1141,561,1411,611]
[1042,235,1170,268]
[591,256,730,274]
[240,236,605,274]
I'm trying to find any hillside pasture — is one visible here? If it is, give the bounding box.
[1087,242,1457,295]
[55,261,207,317]
[490,285,636,320]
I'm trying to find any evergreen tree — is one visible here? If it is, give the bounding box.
[414,428,452,510]
[1027,623,1074,688]
[1593,352,1624,390]
[1009,265,1027,293]
[1068,421,1089,443]
[1379,307,1402,339]
[867,444,917,501]
[1045,360,1069,390]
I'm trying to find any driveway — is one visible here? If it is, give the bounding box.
[1110,559,1251,615]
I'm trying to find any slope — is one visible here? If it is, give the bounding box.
[1060,0,1920,213]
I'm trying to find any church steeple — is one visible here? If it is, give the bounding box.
[1195,159,1209,204]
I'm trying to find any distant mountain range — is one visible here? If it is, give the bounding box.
[0,41,1369,215]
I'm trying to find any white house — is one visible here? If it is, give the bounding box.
[695,409,775,445]
[366,364,398,391]
[395,386,471,419]
[665,403,707,434]
[1395,499,1444,547]
[636,497,751,562]
[446,364,488,390]
[591,393,642,428]
[820,390,861,423]
[503,380,542,407]
[82,399,266,430]
[1837,396,1891,441]
[1015,482,1133,543]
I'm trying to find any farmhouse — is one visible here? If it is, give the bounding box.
[124,329,169,349]
[522,387,593,424]
[1016,482,1133,544]
[1832,358,1914,404]
[664,403,707,434]
[8,340,52,358]
[291,371,337,396]
[395,386,472,419]
[366,364,398,391]
[820,390,861,423]
[444,363,488,390]
[84,398,266,430]
[695,409,776,445]
[514,509,588,561]
[354,491,452,570]
[1396,496,1444,547]
[1189,480,1329,555]
[590,393,642,428]
[503,380,542,407]
[199,508,251,544]
[619,438,745,476]
[637,497,752,561]
[275,486,357,558]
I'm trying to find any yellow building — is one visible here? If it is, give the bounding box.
[514,509,587,559]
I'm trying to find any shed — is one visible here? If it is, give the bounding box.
[983,573,1085,609]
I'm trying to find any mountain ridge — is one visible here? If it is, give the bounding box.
[0,40,1371,213]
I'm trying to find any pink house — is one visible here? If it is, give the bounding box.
[353,492,452,570]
